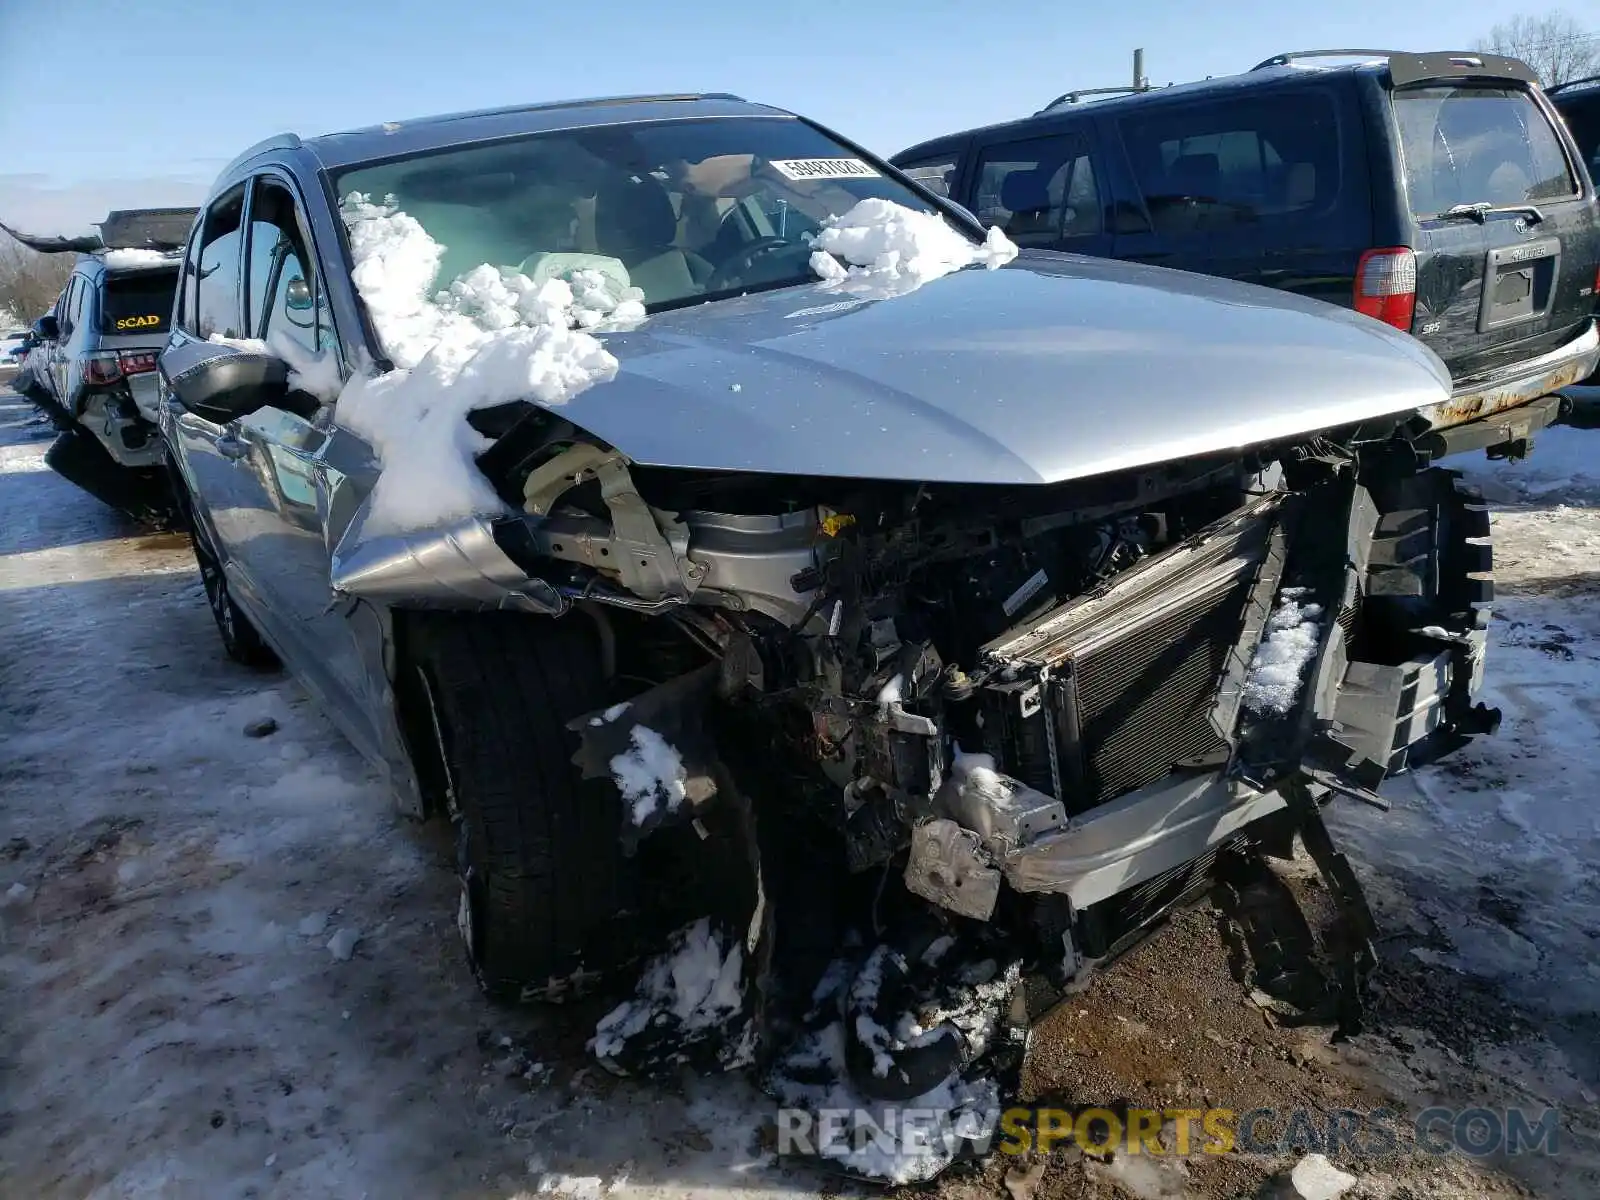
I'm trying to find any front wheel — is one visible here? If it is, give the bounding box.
[404,611,641,1003]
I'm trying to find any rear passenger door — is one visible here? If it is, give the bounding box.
[968,131,1111,256]
[1393,82,1599,380]
[1112,89,1362,304]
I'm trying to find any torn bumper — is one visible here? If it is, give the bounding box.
[80,392,164,469]
[992,770,1289,909]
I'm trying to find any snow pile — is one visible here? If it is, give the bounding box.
[332,193,645,536]
[1289,1153,1357,1200]
[765,939,1021,1184]
[608,725,689,826]
[769,1020,1001,1185]
[850,945,963,1080]
[809,199,1017,300]
[531,1172,611,1200]
[1242,588,1325,715]
[100,248,178,269]
[589,917,752,1073]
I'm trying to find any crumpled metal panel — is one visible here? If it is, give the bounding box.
[329,513,565,613]
[903,818,1001,920]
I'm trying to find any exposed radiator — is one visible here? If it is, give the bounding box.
[979,496,1281,816]
[1073,567,1258,804]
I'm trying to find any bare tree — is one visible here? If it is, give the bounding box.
[0,233,74,326]
[1475,10,1600,86]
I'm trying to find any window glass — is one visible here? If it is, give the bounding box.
[1396,86,1580,216]
[195,187,246,340]
[333,117,963,312]
[176,220,203,331]
[245,180,332,357]
[58,279,80,335]
[1120,91,1341,236]
[972,136,1102,246]
[101,269,179,335]
[897,155,959,198]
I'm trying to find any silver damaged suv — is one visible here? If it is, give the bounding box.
[156,93,1499,1147]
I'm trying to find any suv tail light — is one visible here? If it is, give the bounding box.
[1354,247,1417,331]
[82,349,159,385]
[83,351,122,384]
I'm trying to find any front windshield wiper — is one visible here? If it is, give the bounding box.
[1436,201,1546,224]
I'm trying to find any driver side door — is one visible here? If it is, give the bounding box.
[224,173,388,759]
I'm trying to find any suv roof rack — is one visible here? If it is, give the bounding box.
[1035,84,1153,114]
[1250,49,1537,87]
[1548,74,1600,95]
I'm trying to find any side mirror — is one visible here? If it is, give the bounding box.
[285,275,313,311]
[160,340,288,423]
[35,315,58,340]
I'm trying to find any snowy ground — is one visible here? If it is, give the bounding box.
[2,377,1598,1198]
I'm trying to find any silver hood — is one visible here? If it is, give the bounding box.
[559,251,1451,484]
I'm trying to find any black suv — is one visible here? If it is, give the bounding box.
[893,51,1600,456]
[1550,75,1600,179]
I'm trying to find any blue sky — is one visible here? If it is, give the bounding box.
[0,0,1559,230]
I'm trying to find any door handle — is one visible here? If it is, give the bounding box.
[216,434,250,461]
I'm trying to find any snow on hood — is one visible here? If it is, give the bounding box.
[330,193,645,536]
[809,198,1017,299]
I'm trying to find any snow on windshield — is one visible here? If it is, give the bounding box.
[331,193,645,536]
[809,199,1017,300]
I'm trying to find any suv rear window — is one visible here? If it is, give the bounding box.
[1119,91,1341,235]
[1394,85,1579,217]
[101,269,179,335]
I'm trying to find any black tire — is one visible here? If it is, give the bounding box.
[405,610,639,1003]
[168,465,278,668]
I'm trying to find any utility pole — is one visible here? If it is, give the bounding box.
[1133,47,1147,90]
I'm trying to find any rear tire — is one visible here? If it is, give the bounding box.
[405,611,639,1003]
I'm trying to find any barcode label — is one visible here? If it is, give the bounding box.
[769,158,881,181]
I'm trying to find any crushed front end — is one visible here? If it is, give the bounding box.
[336,407,1499,1178]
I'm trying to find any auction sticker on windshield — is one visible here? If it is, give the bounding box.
[769,158,880,181]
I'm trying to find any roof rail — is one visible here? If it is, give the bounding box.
[1548,74,1600,95]
[212,133,305,188]
[1250,49,1402,71]
[1035,84,1153,114]
[1251,49,1537,86]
